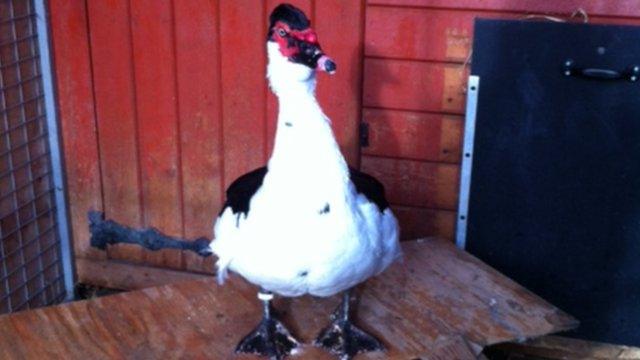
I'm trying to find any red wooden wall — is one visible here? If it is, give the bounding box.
[48,0,364,286]
[361,0,640,241]
[48,0,640,288]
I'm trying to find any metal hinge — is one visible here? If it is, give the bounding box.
[359,122,369,147]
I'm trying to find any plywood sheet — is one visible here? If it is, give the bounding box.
[0,238,576,359]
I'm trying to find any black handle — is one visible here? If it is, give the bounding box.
[563,59,639,82]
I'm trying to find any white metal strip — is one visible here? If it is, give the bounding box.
[34,0,75,300]
[455,75,480,249]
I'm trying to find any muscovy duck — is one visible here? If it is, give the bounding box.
[210,4,401,359]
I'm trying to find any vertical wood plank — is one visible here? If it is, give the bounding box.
[87,0,143,264]
[220,0,267,188]
[315,0,364,167]
[130,0,183,270]
[48,0,105,259]
[174,0,222,273]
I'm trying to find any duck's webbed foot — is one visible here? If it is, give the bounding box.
[236,291,300,360]
[314,290,384,360]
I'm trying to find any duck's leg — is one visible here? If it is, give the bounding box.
[235,290,300,360]
[314,289,384,360]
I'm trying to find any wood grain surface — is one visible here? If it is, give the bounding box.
[48,0,364,272]
[0,238,577,359]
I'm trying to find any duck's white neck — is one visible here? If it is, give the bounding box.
[265,42,348,186]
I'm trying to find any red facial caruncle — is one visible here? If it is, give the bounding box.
[270,21,336,73]
[271,21,319,57]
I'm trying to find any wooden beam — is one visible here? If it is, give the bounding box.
[75,257,211,290]
[48,0,104,260]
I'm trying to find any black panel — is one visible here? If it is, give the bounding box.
[468,19,640,345]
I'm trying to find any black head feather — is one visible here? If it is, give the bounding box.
[268,3,310,39]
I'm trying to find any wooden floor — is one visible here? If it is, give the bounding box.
[0,238,577,359]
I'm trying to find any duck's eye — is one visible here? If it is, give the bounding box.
[277,28,287,37]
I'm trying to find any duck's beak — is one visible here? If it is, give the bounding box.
[317,55,336,74]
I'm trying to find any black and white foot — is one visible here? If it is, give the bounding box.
[314,290,385,360]
[235,291,301,360]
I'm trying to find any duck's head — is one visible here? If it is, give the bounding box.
[267,4,336,86]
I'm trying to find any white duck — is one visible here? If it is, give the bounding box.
[210,4,401,359]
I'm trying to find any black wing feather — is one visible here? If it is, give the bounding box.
[219,167,267,216]
[349,167,389,212]
[219,166,389,216]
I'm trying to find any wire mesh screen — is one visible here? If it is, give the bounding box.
[0,0,65,314]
